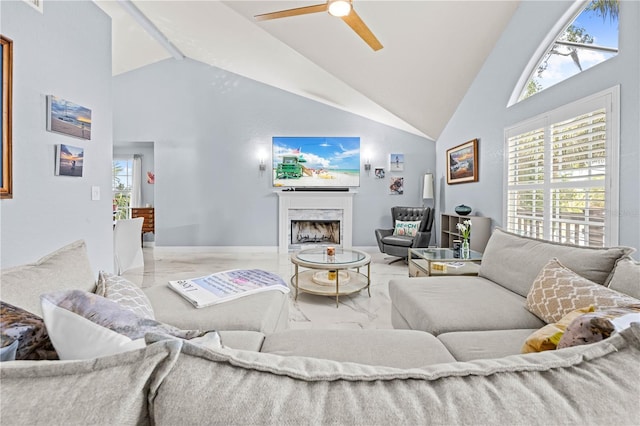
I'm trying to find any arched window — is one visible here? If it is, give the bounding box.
[511,0,618,104]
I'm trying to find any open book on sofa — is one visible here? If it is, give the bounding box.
[168,269,290,308]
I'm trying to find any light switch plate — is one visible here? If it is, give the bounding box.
[91,185,100,201]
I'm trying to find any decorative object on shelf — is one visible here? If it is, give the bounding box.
[446,138,478,184]
[456,219,472,259]
[46,95,92,140]
[1,35,13,199]
[452,239,461,258]
[455,204,472,216]
[389,153,404,171]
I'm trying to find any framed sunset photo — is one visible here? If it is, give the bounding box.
[446,139,478,184]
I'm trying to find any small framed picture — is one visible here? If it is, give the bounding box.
[47,95,92,140]
[389,153,404,171]
[374,168,385,179]
[446,139,478,184]
[389,176,404,195]
[55,144,84,177]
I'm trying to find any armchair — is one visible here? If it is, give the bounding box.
[375,206,434,263]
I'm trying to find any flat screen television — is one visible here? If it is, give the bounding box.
[272,136,360,188]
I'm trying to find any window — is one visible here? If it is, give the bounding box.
[511,0,619,104]
[113,157,133,220]
[504,86,619,247]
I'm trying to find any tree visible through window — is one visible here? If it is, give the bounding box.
[113,158,133,220]
[519,0,618,101]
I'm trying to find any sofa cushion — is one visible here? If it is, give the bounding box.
[521,306,595,353]
[143,284,289,333]
[218,330,265,351]
[147,324,640,425]
[260,329,455,368]
[41,290,210,360]
[526,258,639,323]
[479,228,633,297]
[0,301,58,361]
[437,329,539,361]
[558,305,640,349]
[0,339,181,425]
[389,276,545,335]
[0,240,96,316]
[608,256,640,299]
[96,271,155,319]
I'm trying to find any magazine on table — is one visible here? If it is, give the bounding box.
[168,269,290,308]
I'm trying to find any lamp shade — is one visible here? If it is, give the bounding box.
[423,174,434,199]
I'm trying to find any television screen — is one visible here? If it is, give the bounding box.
[272,136,360,188]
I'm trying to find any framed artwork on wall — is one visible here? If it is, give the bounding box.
[47,95,92,140]
[1,35,13,199]
[446,138,478,184]
[389,176,404,194]
[55,144,84,177]
[374,167,385,179]
[389,153,404,171]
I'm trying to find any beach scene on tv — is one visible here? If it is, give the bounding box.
[272,136,360,187]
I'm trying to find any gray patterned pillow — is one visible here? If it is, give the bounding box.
[96,271,155,319]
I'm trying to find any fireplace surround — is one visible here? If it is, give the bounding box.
[277,191,354,253]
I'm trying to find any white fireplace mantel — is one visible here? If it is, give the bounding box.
[276,191,355,253]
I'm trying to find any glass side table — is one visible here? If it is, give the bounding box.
[408,247,483,277]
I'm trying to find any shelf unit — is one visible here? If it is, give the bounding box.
[440,213,491,253]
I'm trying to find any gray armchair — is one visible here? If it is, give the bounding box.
[375,206,434,263]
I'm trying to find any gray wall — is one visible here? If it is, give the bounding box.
[436,0,640,255]
[113,59,435,247]
[0,1,113,270]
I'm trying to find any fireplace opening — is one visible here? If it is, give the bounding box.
[291,220,340,245]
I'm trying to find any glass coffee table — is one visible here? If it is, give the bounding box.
[408,247,483,277]
[290,248,371,308]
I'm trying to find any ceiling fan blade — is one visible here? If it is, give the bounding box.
[255,4,328,22]
[341,8,383,51]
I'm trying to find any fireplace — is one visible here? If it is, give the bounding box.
[277,191,354,253]
[291,220,340,245]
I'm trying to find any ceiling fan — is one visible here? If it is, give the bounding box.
[254,0,383,51]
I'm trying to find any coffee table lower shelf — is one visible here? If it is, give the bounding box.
[291,270,370,307]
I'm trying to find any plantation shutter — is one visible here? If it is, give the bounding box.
[504,87,619,247]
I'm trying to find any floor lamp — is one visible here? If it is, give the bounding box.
[423,173,434,206]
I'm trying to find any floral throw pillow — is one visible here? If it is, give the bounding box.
[558,305,640,349]
[393,220,421,237]
[0,301,58,361]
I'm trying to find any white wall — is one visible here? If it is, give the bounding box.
[0,1,113,270]
[436,0,640,254]
[113,59,435,247]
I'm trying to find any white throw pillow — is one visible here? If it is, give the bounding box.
[96,271,155,319]
[41,290,213,360]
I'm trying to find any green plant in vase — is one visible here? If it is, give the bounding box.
[456,220,472,258]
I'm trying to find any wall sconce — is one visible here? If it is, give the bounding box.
[364,151,372,174]
[259,158,266,172]
[258,150,267,174]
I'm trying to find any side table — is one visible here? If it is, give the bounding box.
[408,247,483,277]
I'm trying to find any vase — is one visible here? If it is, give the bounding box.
[461,239,470,259]
[455,204,472,216]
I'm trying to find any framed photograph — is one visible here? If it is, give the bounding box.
[47,95,92,140]
[389,176,404,195]
[374,167,385,179]
[55,144,84,177]
[446,138,478,184]
[1,35,13,199]
[389,153,404,171]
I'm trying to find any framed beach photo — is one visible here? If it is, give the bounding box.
[446,139,478,184]
[389,153,404,171]
[1,35,13,199]
[47,95,92,140]
[55,144,84,177]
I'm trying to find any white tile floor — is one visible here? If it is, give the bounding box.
[121,246,411,330]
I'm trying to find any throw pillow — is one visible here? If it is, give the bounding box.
[0,339,19,362]
[607,256,640,299]
[521,306,595,353]
[41,289,216,360]
[96,271,155,319]
[393,220,421,237]
[557,305,640,349]
[526,258,639,323]
[0,301,58,361]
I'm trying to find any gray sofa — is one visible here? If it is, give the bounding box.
[389,228,638,360]
[2,235,640,424]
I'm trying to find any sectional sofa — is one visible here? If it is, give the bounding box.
[1,234,639,424]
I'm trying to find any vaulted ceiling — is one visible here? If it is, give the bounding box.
[95,1,520,140]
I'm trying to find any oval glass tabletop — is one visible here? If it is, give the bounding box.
[295,248,366,265]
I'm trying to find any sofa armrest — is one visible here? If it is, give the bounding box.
[412,231,431,248]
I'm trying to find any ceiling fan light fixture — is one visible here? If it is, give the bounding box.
[328,0,352,17]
